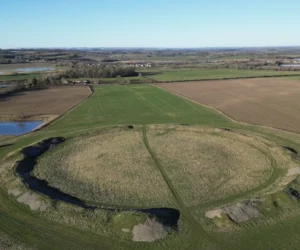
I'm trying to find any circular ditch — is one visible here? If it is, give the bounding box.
[28,125,289,208]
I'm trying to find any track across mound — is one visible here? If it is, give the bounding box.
[33,125,290,208]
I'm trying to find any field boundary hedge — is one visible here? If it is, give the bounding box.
[35,85,93,131]
[153,73,300,83]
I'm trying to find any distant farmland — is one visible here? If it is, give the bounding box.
[140,68,300,82]
[158,78,300,133]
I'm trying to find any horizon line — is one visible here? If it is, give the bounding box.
[1,46,300,50]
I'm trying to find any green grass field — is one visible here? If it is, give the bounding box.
[71,68,300,83]
[213,54,255,60]
[2,67,300,83]
[0,73,42,81]
[2,84,300,249]
[288,75,300,81]
[46,84,232,132]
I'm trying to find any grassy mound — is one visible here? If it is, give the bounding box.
[146,125,286,207]
[33,127,176,207]
[31,125,292,209]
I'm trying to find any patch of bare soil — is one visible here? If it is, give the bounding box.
[17,192,49,211]
[287,167,300,176]
[8,188,21,197]
[158,78,300,133]
[132,218,168,242]
[205,209,223,219]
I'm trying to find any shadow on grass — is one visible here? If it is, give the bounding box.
[141,71,163,76]
[0,143,13,148]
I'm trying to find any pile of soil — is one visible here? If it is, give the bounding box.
[132,218,168,242]
[206,199,262,223]
[223,200,261,222]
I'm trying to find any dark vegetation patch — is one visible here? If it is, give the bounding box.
[64,65,138,78]
[284,188,300,200]
[0,143,13,148]
[283,146,300,161]
[221,128,232,132]
[284,146,298,155]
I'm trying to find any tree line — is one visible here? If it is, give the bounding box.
[0,64,140,96]
[63,65,138,78]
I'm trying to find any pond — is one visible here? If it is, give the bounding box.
[14,67,54,73]
[0,121,43,135]
[281,64,300,67]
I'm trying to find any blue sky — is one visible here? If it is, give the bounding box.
[0,0,299,48]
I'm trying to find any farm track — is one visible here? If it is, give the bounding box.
[126,86,169,117]
[0,194,122,250]
[142,126,220,248]
[0,212,89,250]
[96,99,106,118]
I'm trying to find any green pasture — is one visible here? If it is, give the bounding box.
[1,66,300,84]
[0,73,41,81]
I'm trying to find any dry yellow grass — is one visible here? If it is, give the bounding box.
[146,127,279,207]
[34,129,176,207]
[0,155,24,191]
[32,126,297,208]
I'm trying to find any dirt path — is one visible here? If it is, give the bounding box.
[142,126,220,248]
[126,86,170,117]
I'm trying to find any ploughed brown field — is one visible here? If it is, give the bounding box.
[158,78,300,133]
[0,87,90,117]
